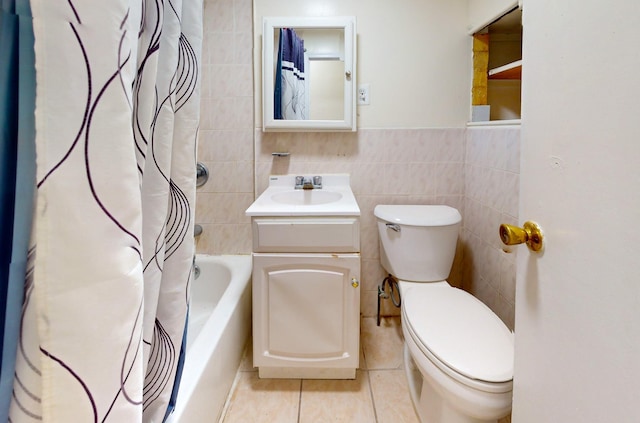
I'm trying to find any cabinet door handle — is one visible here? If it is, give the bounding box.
[351,277,359,288]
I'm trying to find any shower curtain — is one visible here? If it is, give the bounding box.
[0,0,36,421]
[275,28,308,120]
[7,0,202,421]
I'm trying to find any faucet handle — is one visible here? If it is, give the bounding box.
[312,176,322,188]
[295,175,304,188]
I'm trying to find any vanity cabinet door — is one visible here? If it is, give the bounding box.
[252,253,360,379]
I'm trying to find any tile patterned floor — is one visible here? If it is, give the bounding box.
[219,316,511,423]
[220,316,418,423]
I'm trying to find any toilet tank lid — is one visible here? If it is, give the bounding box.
[374,205,461,227]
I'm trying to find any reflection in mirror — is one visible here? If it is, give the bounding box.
[273,27,345,121]
[263,17,356,132]
[309,61,344,120]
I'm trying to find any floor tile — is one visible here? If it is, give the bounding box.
[299,371,376,423]
[361,316,405,370]
[369,369,420,423]
[223,319,513,423]
[222,372,300,423]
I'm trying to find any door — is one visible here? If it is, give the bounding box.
[512,1,640,422]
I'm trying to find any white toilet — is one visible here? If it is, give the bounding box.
[375,205,514,423]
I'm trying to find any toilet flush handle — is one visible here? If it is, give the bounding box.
[386,223,401,232]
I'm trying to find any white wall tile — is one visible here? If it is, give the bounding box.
[462,127,520,329]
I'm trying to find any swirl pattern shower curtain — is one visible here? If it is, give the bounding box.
[8,0,202,421]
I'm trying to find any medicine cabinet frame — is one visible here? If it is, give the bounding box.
[262,16,357,132]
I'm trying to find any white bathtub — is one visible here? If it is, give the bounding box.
[169,255,252,422]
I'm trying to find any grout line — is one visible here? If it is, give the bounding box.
[365,369,379,423]
[296,379,303,423]
[217,368,242,423]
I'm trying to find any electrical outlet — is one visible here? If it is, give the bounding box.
[357,84,370,105]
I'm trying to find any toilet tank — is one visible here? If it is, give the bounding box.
[374,205,461,282]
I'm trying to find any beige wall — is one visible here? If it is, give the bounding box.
[463,126,520,329]
[196,0,520,326]
[196,0,255,255]
[254,0,471,128]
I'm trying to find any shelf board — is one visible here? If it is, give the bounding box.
[488,60,522,80]
[467,119,521,127]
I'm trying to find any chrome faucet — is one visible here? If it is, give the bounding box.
[295,175,322,190]
[302,177,314,189]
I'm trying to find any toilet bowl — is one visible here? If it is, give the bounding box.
[375,205,514,423]
[401,282,513,422]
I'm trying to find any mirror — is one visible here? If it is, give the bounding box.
[262,17,356,132]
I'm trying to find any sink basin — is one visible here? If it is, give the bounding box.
[245,174,360,217]
[271,190,343,205]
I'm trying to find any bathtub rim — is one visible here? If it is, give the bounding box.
[170,254,252,422]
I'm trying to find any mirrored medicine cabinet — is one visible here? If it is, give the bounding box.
[262,16,356,132]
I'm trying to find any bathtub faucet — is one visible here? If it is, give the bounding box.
[192,256,200,279]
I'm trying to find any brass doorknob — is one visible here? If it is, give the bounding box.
[499,221,544,252]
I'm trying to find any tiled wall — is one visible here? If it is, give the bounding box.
[463,126,520,329]
[255,129,466,317]
[195,0,521,326]
[196,0,254,255]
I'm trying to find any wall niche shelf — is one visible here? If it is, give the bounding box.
[488,59,522,80]
[470,6,522,122]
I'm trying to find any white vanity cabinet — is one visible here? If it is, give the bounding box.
[251,216,361,379]
[245,174,361,379]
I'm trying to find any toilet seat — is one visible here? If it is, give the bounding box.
[402,284,514,392]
